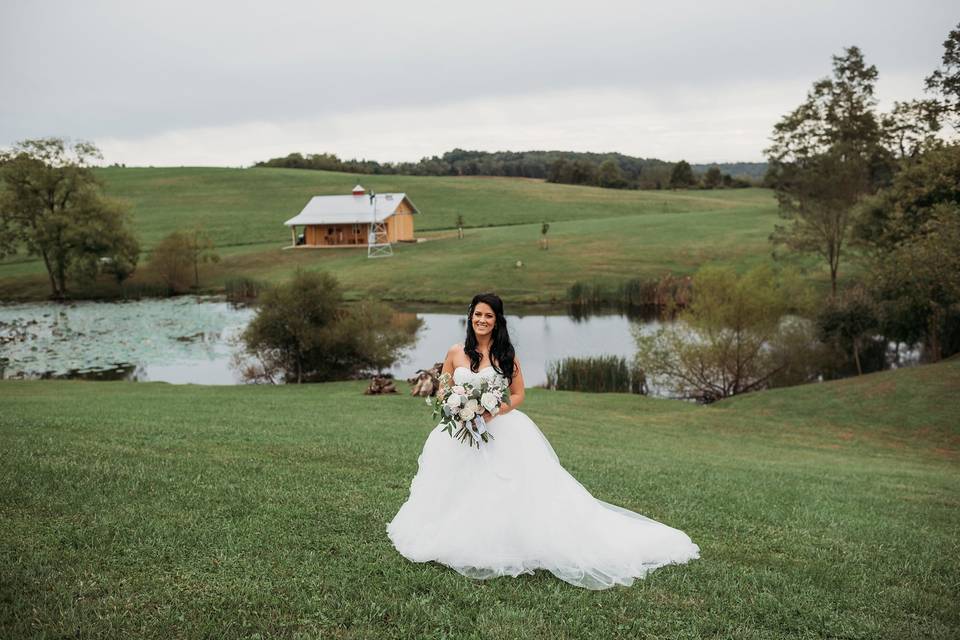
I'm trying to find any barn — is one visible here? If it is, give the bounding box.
[284,185,419,248]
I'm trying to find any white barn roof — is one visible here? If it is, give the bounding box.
[284,193,419,226]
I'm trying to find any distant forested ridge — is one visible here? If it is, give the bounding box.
[254,149,763,190]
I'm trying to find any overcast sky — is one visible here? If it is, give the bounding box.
[1,1,956,166]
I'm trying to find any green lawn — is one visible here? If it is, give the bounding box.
[0,168,829,302]
[2,359,958,638]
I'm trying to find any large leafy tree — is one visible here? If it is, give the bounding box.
[0,138,139,298]
[766,46,891,295]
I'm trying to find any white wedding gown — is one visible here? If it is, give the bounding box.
[386,365,700,590]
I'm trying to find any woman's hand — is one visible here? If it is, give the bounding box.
[481,402,507,422]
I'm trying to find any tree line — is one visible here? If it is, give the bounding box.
[254,149,762,190]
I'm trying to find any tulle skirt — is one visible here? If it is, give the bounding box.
[386,409,700,589]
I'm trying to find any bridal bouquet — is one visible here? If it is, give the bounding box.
[428,371,510,448]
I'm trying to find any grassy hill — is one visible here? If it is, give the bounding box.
[1,359,957,638]
[0,167,820,302]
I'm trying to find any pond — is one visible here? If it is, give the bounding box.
[0,297,662,387]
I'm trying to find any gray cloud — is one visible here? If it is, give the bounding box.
[1,0,955,163]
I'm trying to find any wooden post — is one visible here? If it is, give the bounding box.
[291,227,296,247]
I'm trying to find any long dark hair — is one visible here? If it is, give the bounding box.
[465,292,516,384]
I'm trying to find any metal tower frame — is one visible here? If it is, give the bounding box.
[367,189,393,258]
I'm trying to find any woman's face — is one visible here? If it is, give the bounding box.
[471,302,496,340]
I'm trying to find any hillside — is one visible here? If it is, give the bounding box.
[0,167,805,302]
[1,359,957,638]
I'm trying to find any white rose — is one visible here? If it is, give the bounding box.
[459,408,475,421]
[465,399,479,414]
[480,392,499,412]
[446,394,462,409]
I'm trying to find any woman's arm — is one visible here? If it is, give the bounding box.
[501,358,525,413]
[441,343,460,379]
[486,358,525,418]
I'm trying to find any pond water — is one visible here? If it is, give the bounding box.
[0,297,255,384]
[0,297,660,387]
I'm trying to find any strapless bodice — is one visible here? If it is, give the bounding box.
[453,365,496,384]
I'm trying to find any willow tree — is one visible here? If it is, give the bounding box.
[634,265,818,402]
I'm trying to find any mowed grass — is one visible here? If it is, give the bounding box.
[0,167,813,302]
[1,360,958,638]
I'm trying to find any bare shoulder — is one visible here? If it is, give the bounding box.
[445,343,464,364]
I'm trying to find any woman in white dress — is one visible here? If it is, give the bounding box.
[387,293,700,589]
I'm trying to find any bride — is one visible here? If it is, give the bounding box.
[386,293,700,589]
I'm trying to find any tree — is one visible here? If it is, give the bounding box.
[99,230,141,294]
[870,205,960,362]
[0,138,140,298]
[149,231,193,294]
[634,265,818,402]
[769,147,869,295]
[854,142,960,253]
[881,99,943,160]
[925,21,960,131]
[596,159,627,188]
[766,47,890,295]
[767,47,886,168]
[185,225,220,287]
[669,160,695,189]
[569,159,597,185]
[547,157,572,184]
[239,270,421,383]
[816,285,879,375]
[703,166,722,189]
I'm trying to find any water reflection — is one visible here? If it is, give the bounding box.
[1,298,925,389]
[388,310,668,387]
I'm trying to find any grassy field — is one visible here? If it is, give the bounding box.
[0,167,827,302]
[2,359,958,638]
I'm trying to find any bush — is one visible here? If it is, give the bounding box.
[237,270,421,383]
[634,265,820,402]
[149,231,193,294]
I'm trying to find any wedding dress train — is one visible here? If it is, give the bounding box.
[386,365,700,590]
